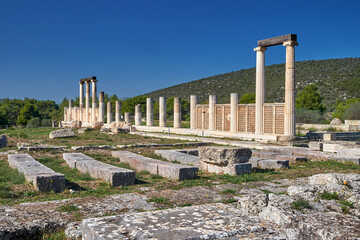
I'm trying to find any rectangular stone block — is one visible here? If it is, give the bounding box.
[154,149,199,166]
[323,133,336,141]
[8,154,65,192]
[199,161,251,175]
[252,151,307,163]
[63,153,135,186]
[257,160,289,170]
[309,142,323,151]
[199,146,252,165]
[112,151,198,180]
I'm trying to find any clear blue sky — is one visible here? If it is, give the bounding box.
[1,0,359,103]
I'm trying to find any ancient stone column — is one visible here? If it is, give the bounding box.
[146,98,153,126]
[79,81,84,121]
[283,41,298,136]
[209,95,217,131]
[107,102,113,124]
[91,78,98,124]
[124,112,131,124]
[99,92,105,123]
[230,93,239,132]
[190,95,198,129]
[85,80,91,123]
[254,46,267,135]
[159,97,167,127]
[173,97,181,128]
[73,107,78,121]
[64,107,68,122]
[135,104,142,126]
[69,99,73,122]
[115,101,121,124]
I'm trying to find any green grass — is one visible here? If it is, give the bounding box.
[222,198,237,203]
[41,229,66,240]
[55,204,80,212]
[221,189,237,195]
[148,197,171,204]
[318,191,340,200]
[291,198,312,211]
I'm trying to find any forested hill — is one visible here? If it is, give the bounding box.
[145,58,360,108]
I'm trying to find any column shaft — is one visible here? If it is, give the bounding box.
[190,95,198,129]
[135,104,142,126]
[107,102,113,124]
[173,97,182,128]
[230,93,239,132]
[146,98,153,126]
[99,92,105,123]
[283,41,298,136]
[69,99,73,121]
[85,81,90,123]
[208,95,217,131]
[159,97,167,127]
[79,82,84,121]
[254,46,267,135]
[124,112,131,124]
[91,80,97,124]
[115,101,121,124]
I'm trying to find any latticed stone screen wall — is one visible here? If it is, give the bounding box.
[196,105,209,129]
[195,103,284,135]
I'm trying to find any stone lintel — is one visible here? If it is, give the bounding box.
[80,76,97,83]
[258,34,297,47]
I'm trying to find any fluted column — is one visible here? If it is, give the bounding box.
[107,102,113,124]
[209,95,217,131]
[99,92,105,123]
[69,99,73,122]
[91,78,98,124]
[146,98,153,126]
[174,97,181,128]
[254,46,267,134]
[230,93,239,132]
[124,112,131,124]
[283,41,298,136]
[115,101,121,124]
[190,95,198,129]
[135,104,142,126]
[85,80,90,123]
[73,107,78,121]
[79,81,84,121]
[64,107,68,122]
[159,97,166,127]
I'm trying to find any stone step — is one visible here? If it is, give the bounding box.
[252,151,307,163]
[248,157,289,169]
[154,149,199,166]
[8,154,65,192]
[111,151,198,180]
[63,153,135,186]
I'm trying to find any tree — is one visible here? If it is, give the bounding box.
[295,84,326,112]
[343,102,360,120]
[17,103,39,125]
[239,93,255,104]
[333,98,360,121]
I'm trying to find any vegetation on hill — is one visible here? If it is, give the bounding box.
[144,58,360,109]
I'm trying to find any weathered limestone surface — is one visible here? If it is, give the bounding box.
[63,153,135,186]
[7,154,65,192]
[112,151,198,180]
[117,142,209,149]
[71,145,116,151]
[199,161,251,175]
[70,120,82,129]
[49,129,76,139]
[0,135,7,148]
[154,149,199,166]
[309,141,323,151]
[82,203,282,240]
[252,151,307,163]
[18,144,65,151]
[199,146,252,165]
[248,158,289,169]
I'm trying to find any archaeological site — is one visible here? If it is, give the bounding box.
[1,33,360,240]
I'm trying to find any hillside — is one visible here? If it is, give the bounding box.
[145,58,360,108]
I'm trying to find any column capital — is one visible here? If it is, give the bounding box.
[283,41,299,47]
[79,80,85,85]
[254,46,267,52]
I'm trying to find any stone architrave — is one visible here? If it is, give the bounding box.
[174,97,181,128]
[254,46,267,135]
[159,97,166,127]
[283,41,298,136]
[135,104,142,126]
[208,95,217,131]
[230,93,239,132]
[107,102,113,124]
[146,98,153,126]
[190,95,198,129]
[115,101,121,124]
[98,92,105,123]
